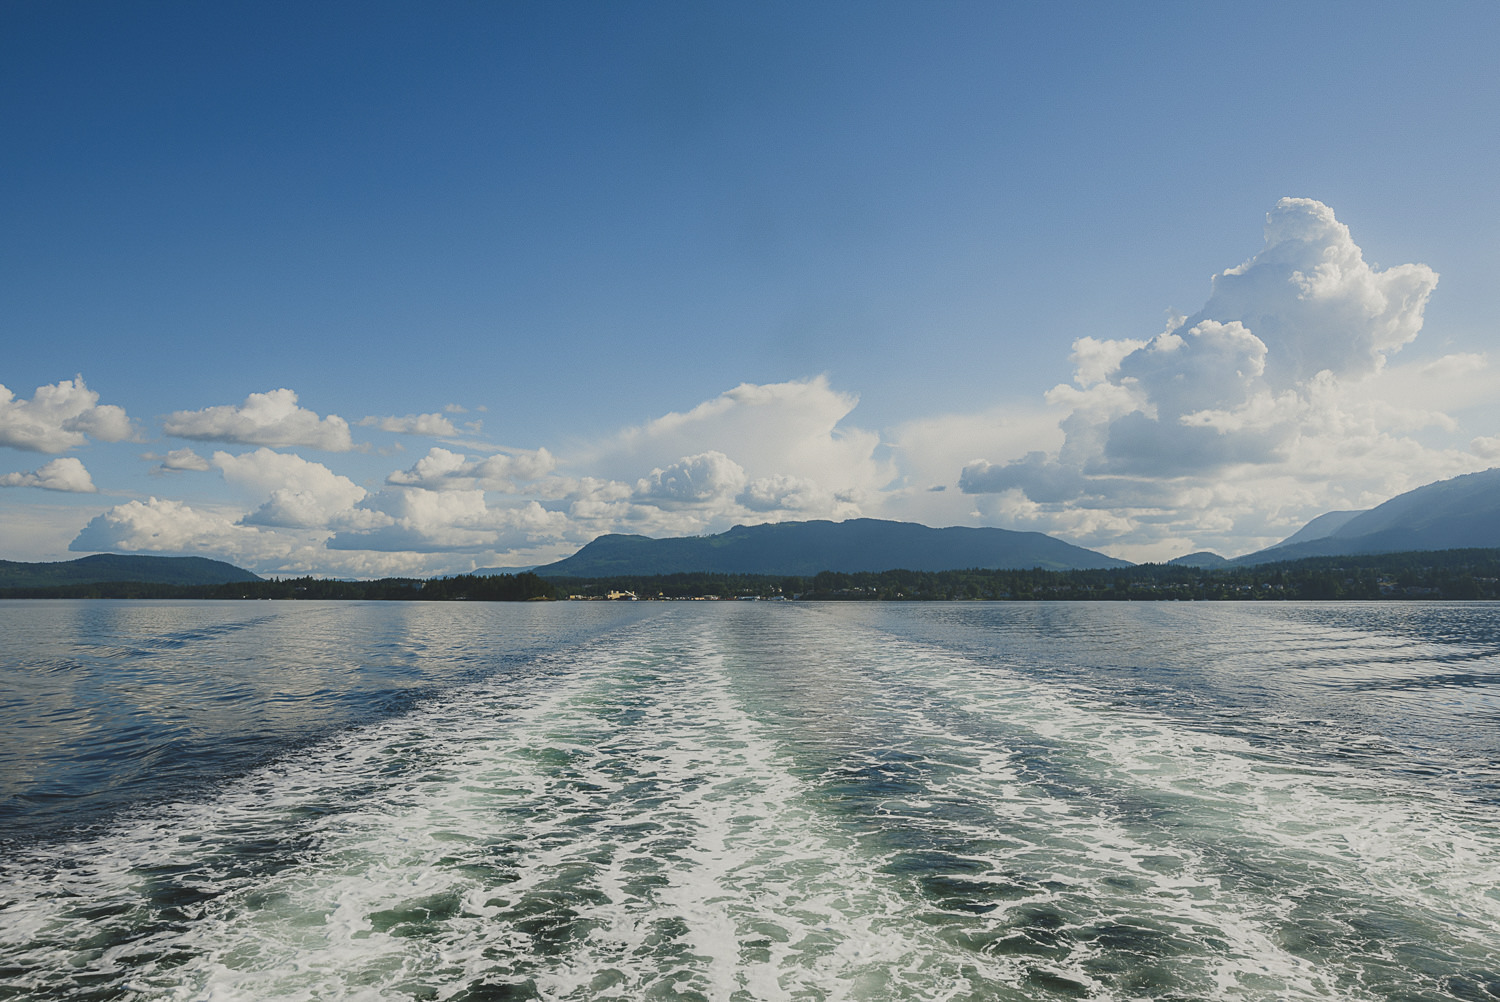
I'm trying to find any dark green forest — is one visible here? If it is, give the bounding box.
[0,572,555,602]
[2,550,1499,601]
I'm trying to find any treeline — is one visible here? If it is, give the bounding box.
[0,572,555,602]
[553,548,1500,602]
[3,551,1498,602]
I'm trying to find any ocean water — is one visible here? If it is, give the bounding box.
[1,599,1498,1001]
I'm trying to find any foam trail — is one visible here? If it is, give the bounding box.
[749,606,1500,1000]
[1,617,1014,999]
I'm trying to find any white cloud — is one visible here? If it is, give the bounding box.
[34,379,902,572]
[36,241,1488,574]
[574,376,892,529]
[392,446,468,483]
[563,489,728,540]
[148,448,213,473]
[0,377,135,453]
[324,378,901,552]
[602,377,890,489]
[344,379,904,552]
[956,198,1483,559]
[357,413,459,436]
[738,473,834,512]
[1474,435,1500,461]
[634,451,746,505]
[328,489,569,553]
[163,389,353,451]
[386,446,557,491]
[1069,335,1149,387]
[212,448,367,529]
[1209,197,1437,383]
[1374,352,1499,417]
[67,495,537,579]
[71,497,287,561]
[878,402,1066,528]
[0,457,97,492]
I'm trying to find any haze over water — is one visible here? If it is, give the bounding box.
[2,599,1498,1000]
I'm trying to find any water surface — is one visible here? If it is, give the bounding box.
[2,600,1497,1000]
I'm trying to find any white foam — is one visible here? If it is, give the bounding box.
[798,605,1500,998]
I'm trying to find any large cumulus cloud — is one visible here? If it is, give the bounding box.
[958,198,1478,559]
[606,378,886,486]
[71,497,286,561]
[1202,198,1437,384]
[574,377,890,527]
[634,451,747,505]
[213,448,367,529]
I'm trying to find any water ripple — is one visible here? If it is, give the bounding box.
[2,601,1497,1000]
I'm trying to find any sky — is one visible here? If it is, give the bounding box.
[3,0,1499,576]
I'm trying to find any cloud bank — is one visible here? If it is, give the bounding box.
[328,492,569,554]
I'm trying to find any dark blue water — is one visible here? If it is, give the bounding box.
[2,600,1498,1000]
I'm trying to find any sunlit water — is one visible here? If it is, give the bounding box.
[2,599,1499,1001]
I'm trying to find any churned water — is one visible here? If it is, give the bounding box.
[1,599,1498,1001]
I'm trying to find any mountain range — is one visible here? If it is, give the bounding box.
[538,466,1500,576]
[532,518,1130,577]
[1233,467,1500,564]
[6,466,1497,585]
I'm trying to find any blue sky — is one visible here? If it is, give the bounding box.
[4,1,1498,575]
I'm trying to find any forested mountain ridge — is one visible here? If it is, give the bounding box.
[532,518,1130,577]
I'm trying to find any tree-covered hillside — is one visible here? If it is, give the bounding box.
[534,518,1129,576]
[0,554,260,589]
